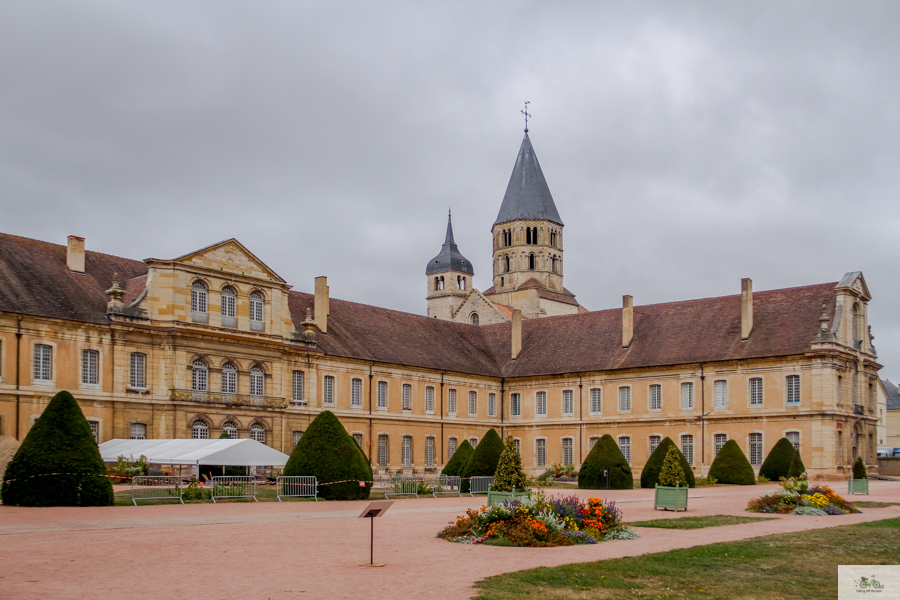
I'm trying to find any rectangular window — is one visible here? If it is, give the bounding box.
[749,433,763,465]
[323,375,335,405]
[377,434,388,466]
[681,382,694,409]
[618,386,631,412]
[34,344,52,381]
[425,386,435,412]
[130,353,146,389]
[714,433,727,455]
[536,391,547,416]
[468,391,477,416]
[448,437,457,459]
[681,435,694,464]
[513,438,521,454]
[352,433,362,447]
[786,375,800,404]
[714,380,728,408]
[351,378,362,407]
[292,371,304,403]
[649,435,661,454]
[82,350,99,385]
[130,423,146,440]
[377,381,387,409]
[749,377,763,406]
[536,439,546,467]
[488,393,496,416]
[88,420,99,444]
[446,388,457,414]
[425,437,434,466]
[250,369,264,397]
[589,437,599,449]
[511,393,521,417]
[562,390,574,415]
[222,367,237,395]
[786,431,800,450]
[590,388,602,414]
[293,431,304,448]
[619,436,631,463]
[402,384,412,410]
[562,438,573,465]
[649,384,662,411]
[470,437,478,448]
[402,435,412,467]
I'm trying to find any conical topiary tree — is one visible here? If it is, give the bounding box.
[658,446,688,487]
[640,437,695,488]
[461,428,505,492]
[787,449,806,478]
[492,436,528,492]
[441,439,474,477]
[853,456,868,480]
[708,440,756,485]
[758,438,796,481]
[578,434,633,489]
[1,390,113,506]
[218,432,232,439]
[283,410,372,500]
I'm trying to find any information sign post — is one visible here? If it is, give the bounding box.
[358,500,393,567]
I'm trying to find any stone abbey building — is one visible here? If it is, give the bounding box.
[0,133,883,478]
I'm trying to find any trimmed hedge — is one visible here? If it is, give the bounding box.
[708,439,756,485]
[461,428,505,490]
[441,440,474,478]
[283,410,372,500]
[492,436,528,492]
[787,449,806,478]
[853,456,867,480]
[1,390,113,506]
[758,438,796,481]
[578,434,633,490]
[640,437,695,488]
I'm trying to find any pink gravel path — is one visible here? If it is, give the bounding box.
[1,480,898,600]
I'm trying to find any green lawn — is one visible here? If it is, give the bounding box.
[628,515,778,530]
[854,501,900,508]
[474,517,900,600]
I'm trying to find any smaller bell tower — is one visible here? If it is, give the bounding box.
[426,211,474,320]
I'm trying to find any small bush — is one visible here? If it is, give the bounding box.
[492,436,528,492]
[578,434,633,490]
[708,440,756,485]
[853,456,867,480]
[791,506,828,516]
[758,438,797,481]
[658,446,688,487]
[640,437,694,488]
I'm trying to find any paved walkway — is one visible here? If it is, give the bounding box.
[1,480,898,599]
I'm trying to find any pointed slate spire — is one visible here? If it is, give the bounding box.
[426,210,474,275]
[494,133,563,226]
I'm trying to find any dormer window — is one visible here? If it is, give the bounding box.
[221,286,236,328]
[191,281,208,323]
[249,291,264,332]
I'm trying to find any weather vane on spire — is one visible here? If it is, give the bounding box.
[521,100,531,133]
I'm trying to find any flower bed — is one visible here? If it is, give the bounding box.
[747,475,859,516]
[438,493,638,546]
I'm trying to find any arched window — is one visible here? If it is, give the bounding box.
[249,291,264,331]
[221,363,237,395]
[250,423,265,443]
[551,256,557,273]
[433,277,439,291]
[438,276,444,290]
[191,420,209,439]
[470,313,480,326]
[221,287,236,327]
[550,231,557,247]
[222,422,238,439]
[458,276,466,290]
[250,366,264,397]
[191,281,208,322]
[192,360,208,392]
[504,256,510,272]
[529,254,535,271]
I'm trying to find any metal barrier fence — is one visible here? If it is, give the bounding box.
[430,475,462,497]
[276,476,318,501]
[469,476,494,496]
[131,476,184,505]
[384,474,421,499]
[210,476,258,503]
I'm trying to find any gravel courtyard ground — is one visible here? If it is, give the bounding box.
[1,480,898,599]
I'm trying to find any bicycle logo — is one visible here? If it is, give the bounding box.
[855,576,884,591]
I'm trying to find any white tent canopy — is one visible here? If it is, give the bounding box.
[98,438,290,467]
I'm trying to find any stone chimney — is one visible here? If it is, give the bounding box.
[622,295,634,348]
[67,235,85,273]
[741,278,753,341]
[105,273,125,314]
[314,276,329,334]
[511,309,522,360]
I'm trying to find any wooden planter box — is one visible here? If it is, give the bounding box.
[487,487,530,507]
[654,483,689,511]
[848,477,869,495]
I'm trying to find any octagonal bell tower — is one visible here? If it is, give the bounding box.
[425,211,474,320]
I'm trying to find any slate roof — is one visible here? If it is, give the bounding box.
[1,232,839,379]
[883,379,900,411]
[494,134,563,226]
[425,213,474,276]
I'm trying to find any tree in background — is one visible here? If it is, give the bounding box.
[578,434,633,490]
[640,437,695,488]
[461,428,505,492]
[708,440,756,485]
[492,436,528,492]
[759,438,797,481]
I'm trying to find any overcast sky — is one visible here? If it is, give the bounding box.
[1,1,898,379]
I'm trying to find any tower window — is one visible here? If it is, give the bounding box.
[550,231,557,247]
[551,256,557,273]
[458,276,466,290]
[504,256,510,272]
[529,254,535,271]
[526,228,531,245]
[471,313,479,326]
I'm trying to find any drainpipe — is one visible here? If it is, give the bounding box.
[578,375,583,464]
[368,362,374,467]
[700,364,707,477]
[15,316,22,440]
[500,378,505,439]
[440,372,445,466]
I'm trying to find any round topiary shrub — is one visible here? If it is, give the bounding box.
[758,437,796,481]
[461,428,505,490]
[787,449,806,478]
[492,436,528,492]
[853,456,867,480]
[708,440,756,485]
[283,410,372,500]
[1,390,114,507]
[640,437,695,488]
[578,434,633,490]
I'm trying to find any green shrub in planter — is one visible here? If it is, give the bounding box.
[708,440,756,485]
[461,428,505,492]
[787,449,806,478]
[758,437,797,481]
[578,434,633,490]
[1,390,113,506]
[659,446,688,486]
[853,456,867,480]
[640,437,695,488]
[492,436,528,492]
[283,410,372,500]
